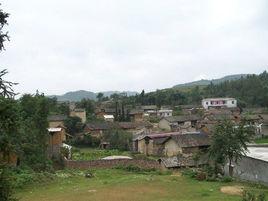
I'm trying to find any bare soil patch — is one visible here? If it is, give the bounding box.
[220,185,244,196]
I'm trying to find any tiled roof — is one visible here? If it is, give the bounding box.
[140,105,157,110]
[171,132,210,148]
[164,115,201,123]
[74,108,86,112]
[84,122,113,130]
[47,114,67,121]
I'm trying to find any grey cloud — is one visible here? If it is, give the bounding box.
[0,0,267,95]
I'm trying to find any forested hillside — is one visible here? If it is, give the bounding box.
[125,71,268,108]
[173,74,248,88]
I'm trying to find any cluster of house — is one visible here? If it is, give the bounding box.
[131,98,268,170]
[95,103,173,122]
[46,97,268,178]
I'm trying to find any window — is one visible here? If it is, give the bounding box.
[206,102,208,105]
[232,101,234,104]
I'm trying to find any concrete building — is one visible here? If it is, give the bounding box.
[157,109,173,118]
[202,98,237,110]
[103,114,114,122]
[225,145,268,185]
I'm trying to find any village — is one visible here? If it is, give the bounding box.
[45,97,268,185]
[1,1,268,200]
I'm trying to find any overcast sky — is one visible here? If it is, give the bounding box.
[1,0,267,95]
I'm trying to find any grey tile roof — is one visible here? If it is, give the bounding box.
[164,115,201,123]
[85,122,114,130]
[170,132,210,148]
[47,114,67,121]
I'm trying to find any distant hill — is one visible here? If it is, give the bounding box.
[49,90,138,102]
[173,74,249,88]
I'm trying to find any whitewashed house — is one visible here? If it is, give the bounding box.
[202,98,237,110]
[157,109,173,118]
[103,115,114,122]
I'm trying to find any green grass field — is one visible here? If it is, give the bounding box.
[17,169,268,201]
[254,137,268,144]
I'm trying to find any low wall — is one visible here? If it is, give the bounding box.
[64,158,161,170]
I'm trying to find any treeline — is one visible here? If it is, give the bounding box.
[1,93,52,171]
[204,71,268,107]
[123,71,268,108]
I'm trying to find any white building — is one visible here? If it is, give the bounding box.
[202,98,237,110]
[157,109,173,118]
[103,115,114,122]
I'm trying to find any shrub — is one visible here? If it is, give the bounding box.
[84,170,94,178]
[221,176,233,183]
[196,171,207,181]
[242,190,266,201]
[0,166,18,201]
[114,165,157,173]
[182,169,198,178]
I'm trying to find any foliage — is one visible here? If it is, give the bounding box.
[0,166,18,201]
[19,93,52,171]
[76,98,95,115]
[120,71,268,108]
[0,4,9,51]
[209,120,254,176]
[9,167,55,189]
[102,129,132,151]
[0,70,18,98]
[242,190,266,201]
[96,93,104,102]
[114,164,157,173]
[221,176,233,183]
[70,134,100,147]
[64,116,83,136]
[204,72,268,107]
[148,116,160,123]
[0,97,21,162]
[47,97,70,115]
[254,136,268,144]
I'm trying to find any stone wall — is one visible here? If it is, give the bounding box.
[64,158,161,170]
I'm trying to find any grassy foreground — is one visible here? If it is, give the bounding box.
[17,169,268,201]
[255,137,268,144]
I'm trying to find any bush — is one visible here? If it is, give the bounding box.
[196,171,207,181]
[242,190,266,201]
[0,166,18,201]
[9,167,56,189]
[102,129,132,151]
[182,169,198,178]
[114,165,157,173]
[221,176,233,183]
[70,134,101,148]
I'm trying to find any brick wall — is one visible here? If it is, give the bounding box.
[64,158,161,170]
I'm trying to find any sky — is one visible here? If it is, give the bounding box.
[1,0,268,95]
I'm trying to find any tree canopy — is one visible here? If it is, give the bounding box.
[209,120,254,176]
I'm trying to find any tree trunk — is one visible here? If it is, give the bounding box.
[229,159,233,177]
